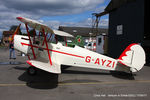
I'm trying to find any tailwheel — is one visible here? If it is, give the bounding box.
[27,66,37,76]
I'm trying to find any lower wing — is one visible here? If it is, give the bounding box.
[27,60,61,74]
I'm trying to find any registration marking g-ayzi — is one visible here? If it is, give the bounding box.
[85,56,116,68]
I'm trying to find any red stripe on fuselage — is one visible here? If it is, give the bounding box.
[50,49,85,58]
[21,42,85,59]
[21,42,39,48]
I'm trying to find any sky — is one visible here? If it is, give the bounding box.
[0,0,110,36]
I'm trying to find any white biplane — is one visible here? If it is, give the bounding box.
[13,17,146,75]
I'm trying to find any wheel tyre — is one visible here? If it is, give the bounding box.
[27,67,37,76]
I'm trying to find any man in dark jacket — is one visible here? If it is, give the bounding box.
[9,41,16,59]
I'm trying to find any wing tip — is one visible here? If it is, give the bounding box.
[16,17,23,21]
[26,60,33,66]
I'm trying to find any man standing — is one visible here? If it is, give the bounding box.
[9,41,16,59]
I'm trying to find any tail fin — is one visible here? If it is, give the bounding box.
[118,43,146,72]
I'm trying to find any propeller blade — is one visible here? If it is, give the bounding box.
[11,24,21,41]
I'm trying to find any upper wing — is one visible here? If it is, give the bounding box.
[16,17,74,37]
[53,30,74,37]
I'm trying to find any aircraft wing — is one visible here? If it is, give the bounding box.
[27,60,61,74]
[53,30,74,37]
[16,17,74,37]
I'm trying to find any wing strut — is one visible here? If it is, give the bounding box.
[11,24,21,41]
[48,34,52,42]
[42,28,53,66]
[42,31,48,46]
[25,23,36,59]
[33,29,36,43]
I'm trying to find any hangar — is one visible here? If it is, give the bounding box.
[96,0,150,63]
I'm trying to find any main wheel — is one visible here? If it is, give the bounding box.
[27,66,37,76]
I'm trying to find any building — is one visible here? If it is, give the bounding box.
[2,25,22,46]
[58,26,108,41]
[96,0,149,62]
[59,26,108,53]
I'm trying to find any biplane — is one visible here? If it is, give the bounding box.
[13,17,146,75]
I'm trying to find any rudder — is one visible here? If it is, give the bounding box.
[118,43,146,72]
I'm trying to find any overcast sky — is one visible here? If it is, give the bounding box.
[0,0,110,35]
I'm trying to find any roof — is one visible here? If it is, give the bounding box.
[96,0,136,17]
[3,31,14,35]
[105,0,136,12]
[58,26,108,37]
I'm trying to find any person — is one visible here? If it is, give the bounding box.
[9,40,16,59]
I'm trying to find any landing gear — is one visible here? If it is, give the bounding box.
[27,66,37,76]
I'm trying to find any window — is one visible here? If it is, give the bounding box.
[98,38,101,45]
[88,43,92,46]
